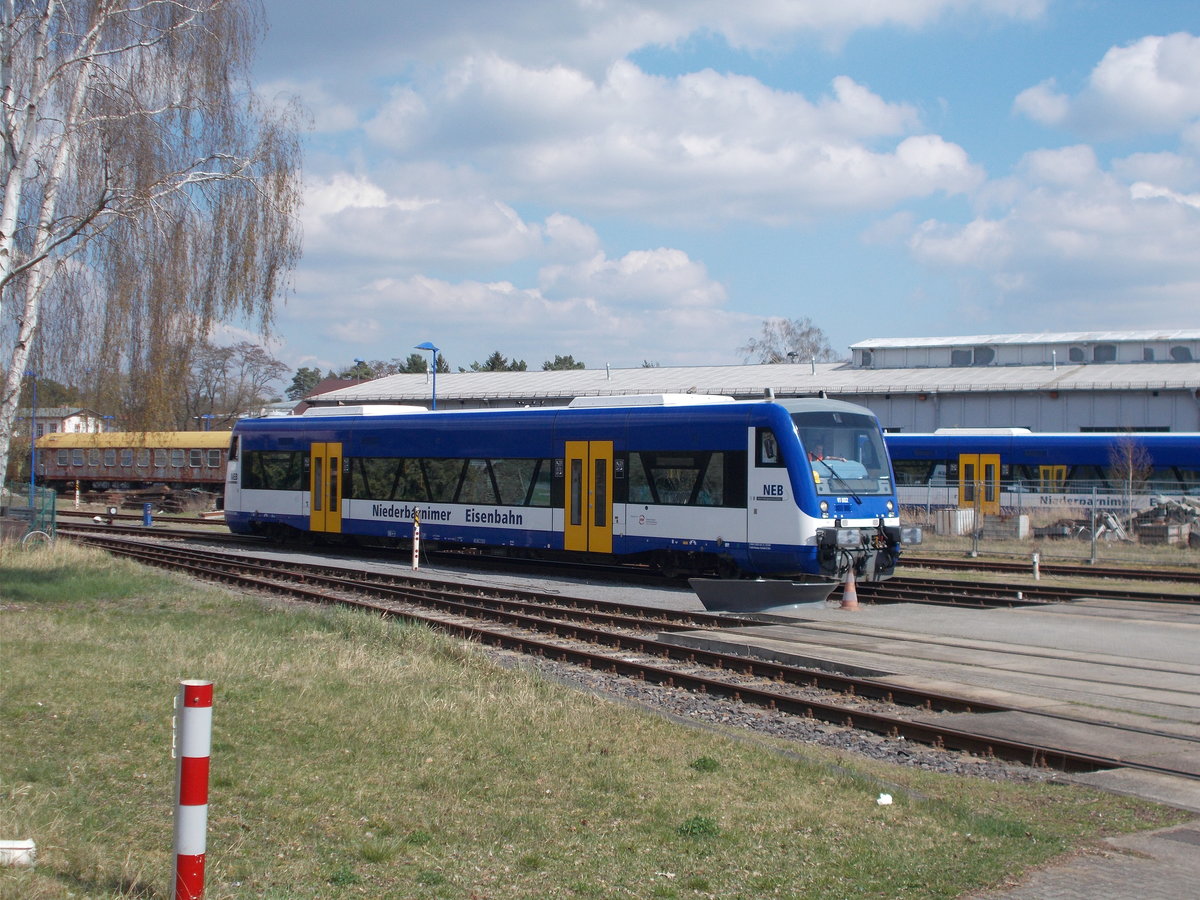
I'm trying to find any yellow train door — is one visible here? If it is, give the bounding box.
[563,440,613,554]
[1039,465,1067,493]
[958,453,1000,515]
[309,442,344,533]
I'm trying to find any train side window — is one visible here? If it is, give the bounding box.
[103,449,117,467]
[119,449,133,467]
[88,449,101,466]
[421,458,466,502]
[171,449,185,468]
[528,460,553,507]
[242,450,305,491]
[627,455,653,503]
[228,436,239,461]
[628,451,739,506]
[459,459,499,504]
[72,449,84,466]
[154,449,169,467]
[137,449,151,467]
[207,449,221,467]
[491,458,548,506]
[189,449,203,468]
[57,449,69,465]
[756,429,783,467]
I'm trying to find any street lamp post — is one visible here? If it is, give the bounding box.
[25,370,37,508]
[414,342,440,410]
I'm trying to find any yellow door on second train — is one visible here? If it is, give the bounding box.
[309,442,344,533]
[563,440,613,554]
[958,453,1000,515]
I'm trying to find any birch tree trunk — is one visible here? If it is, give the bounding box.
[0,0,301,481]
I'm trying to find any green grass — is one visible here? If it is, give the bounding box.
[1,542,1187,899]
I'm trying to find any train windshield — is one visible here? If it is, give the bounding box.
[791,411,892,496]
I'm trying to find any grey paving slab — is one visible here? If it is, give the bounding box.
[962,820,1200,899]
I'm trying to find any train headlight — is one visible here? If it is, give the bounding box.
[819,500,829,517]
[835,528,861,548]
[886,500,894,514]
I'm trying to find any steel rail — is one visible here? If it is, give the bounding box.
[902,554,1200,585]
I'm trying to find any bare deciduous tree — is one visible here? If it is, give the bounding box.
[0,0,302,482]
[739,317,839,364]
[1107,434,1154,492]
[182,340,288,428]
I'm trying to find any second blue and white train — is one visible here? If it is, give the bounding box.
[224,394,907,581]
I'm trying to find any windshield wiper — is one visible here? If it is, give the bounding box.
[814,458,863,505]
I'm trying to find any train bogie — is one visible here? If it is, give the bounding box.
[225,395,905,581]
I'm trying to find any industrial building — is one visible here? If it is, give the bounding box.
[306,330,1200,433]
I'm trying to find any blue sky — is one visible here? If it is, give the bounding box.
[246,0,1199,374]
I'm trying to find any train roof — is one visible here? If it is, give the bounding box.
[36,431,231,450]
[236,394,880,431]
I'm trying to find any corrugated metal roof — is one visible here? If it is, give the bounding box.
[310,360,1200,405]
[850,330,1200,349]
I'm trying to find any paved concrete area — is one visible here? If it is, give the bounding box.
[962,820,1200,900]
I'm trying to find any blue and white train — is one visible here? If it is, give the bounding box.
[224,394,906,580]
[886,429,1200,514]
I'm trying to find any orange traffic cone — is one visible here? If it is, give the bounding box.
[840,566,859,610]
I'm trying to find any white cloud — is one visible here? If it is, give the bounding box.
[905,146,1200,325]
[257,78,358,133]
[299,173,544,269]
[362,57,980,223]
[540,247,727,309]
[1014,32,1200,138]
[282,268,749,369]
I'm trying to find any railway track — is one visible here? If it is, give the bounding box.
[64,529,1200,781]
[902,554,1200,585]
[57,520,1197,607]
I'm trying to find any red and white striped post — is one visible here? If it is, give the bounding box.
[173,680,213,900]
[411,508,421,570]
